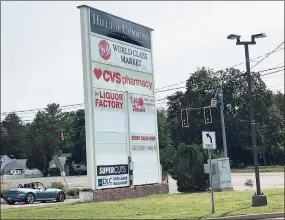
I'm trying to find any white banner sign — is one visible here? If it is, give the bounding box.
[91,35,153,74]
[94,88,125,110]
[97,174,129,189]
[129,94,155,114]
[92,62,154,96]
[97,164,129,189]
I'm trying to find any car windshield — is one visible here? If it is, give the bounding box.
[33,182,45,189]
[21,182,45,189]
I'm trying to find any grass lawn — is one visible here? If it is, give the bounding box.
[1,189,284,219]
[231,165,284,173]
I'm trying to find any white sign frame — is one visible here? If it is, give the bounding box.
[202,131,216,150]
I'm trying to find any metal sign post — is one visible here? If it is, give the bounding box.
[0,160,3,183]
[52,155,69,190]
[203,131,216,214]
[208,147,215,214]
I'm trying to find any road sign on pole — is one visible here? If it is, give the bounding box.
[202,131,216,214]
[202,131,216,150]
[211,98,217,108]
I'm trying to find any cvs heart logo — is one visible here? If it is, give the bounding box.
[94,68,103,79]
[93,68,122,84]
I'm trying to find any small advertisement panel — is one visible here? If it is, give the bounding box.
[131,134,157,153]
[94,88,125,110]
[97,164,129,189]
[92,62,154,96]
[91,35,153,74]
[129,93,155,114]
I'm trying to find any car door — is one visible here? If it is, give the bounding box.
[34,183,52,200]
[36,188,47,200]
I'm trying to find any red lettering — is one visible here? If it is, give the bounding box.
[103,70,111,82]
[132,136,140,140]
[95,98,123,109]
[115,72,121,84]
[102,70,121,84]
[140,136,156,141]
[94,67,154,90]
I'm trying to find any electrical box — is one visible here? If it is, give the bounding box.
[203,163,216,174]
[129,162,134,171]
[204,157,232,191]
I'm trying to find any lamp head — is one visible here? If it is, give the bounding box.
[227,34,241,40]
[252,33,267,39]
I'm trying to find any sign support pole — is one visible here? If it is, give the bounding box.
[208,148,215,214]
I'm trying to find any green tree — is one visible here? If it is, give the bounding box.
[69,109,86,165]
[25,103,64,176]
[157,108,173,174]
[1,113,26,158]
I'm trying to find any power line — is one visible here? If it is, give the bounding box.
[250,42,284,70]
[156,86,186,93]
[155,81,185,91]
[260,68,285,77]
[1,103,84,115]
[258,65,284,73]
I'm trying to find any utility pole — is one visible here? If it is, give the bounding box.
[219,87,228,158]
[227,33,267,206]
[211,86,228,158]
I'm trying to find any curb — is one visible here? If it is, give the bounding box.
[66,196,79,199]
[204,212,284,220]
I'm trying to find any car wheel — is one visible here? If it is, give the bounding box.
[25,193,35,204]
[56,191,65,202]
[7,201,16,205]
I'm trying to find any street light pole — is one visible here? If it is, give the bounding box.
[227,33,267,206]
[244,43,261,196]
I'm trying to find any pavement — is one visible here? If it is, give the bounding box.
[169,172,284,194]
[2,172,284,193]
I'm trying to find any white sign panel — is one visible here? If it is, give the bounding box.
[92,62,154,96]
[91,35,153,74]
[131,134,157,152]
[202,131,216,150]
[94,88,125,110]
[97,164,129,189]
[129,94,155,114]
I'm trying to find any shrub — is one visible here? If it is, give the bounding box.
[169,143,208,192]
[80,188,93,192]
[66,188,80,196]
[0,188,6,198]
[49,181,65,190]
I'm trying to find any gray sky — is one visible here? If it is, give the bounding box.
[1,1,284,121]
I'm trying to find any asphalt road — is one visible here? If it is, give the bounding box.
[2,172,284,193]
